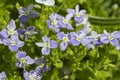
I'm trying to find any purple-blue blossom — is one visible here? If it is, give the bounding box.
[18,4,39,23]
[0,20,18,39]
[69,31,86,46]
[23,68,42,80]
[35,36,58,55]
[0,71,6,80]
[57,14,74,30]
[90,31,102,46]
[3,35,24,51]
[47,13,62,32]
[100,30,119,46]
[16,51,35,70]
[17,26,37,40]
[57,32,70,51]
[67,5,87,26]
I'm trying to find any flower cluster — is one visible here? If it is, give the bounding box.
[1,3,120,80]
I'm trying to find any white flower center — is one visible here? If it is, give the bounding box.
[8,30,14,35]
[109,35,113,40]
[63,19,68,24]
[76,37,81,41]
[45,42,50,47]
[63,37,68,42]
[51,20,57,25]
[94,36,99,40]
[10,41,16,45]
[20,58,26,63]
[75,12,80,17]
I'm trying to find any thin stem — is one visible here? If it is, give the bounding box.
[56,0,67,13]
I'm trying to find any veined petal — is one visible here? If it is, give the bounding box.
[60,42,68,51]
[8,45,18,51]
[17,29,25,35]
[67,23,74,30]
[35,42,45,47]
[67,9,75,15]
[56,32,65,40]
[57,21,66,28]
[17,41,24,47]
[50,40,58,48]
[11,35,19,41]
[26,56,35,64]
[110,39,119,46]
[7,20,16,30]
[18,14,28,23]
[42,36,50,42]
[54,27,60,32]
[47,20,53,29]
[74,16,84,24]
[16,51,26,60]
[70,39,80,46]
[41,47,50,55]
[3,39,10,45]
[0,29,8,39]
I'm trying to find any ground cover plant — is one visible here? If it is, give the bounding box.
[0,0,120,80]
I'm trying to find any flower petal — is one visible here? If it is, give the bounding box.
[42,36,50,42]
[50,40,58,48]
[26,56,35,64]
[18,14,28,23]
[110,39,119,46]
[17,41,24,47]
[8,45,18,51]
[35,42,45,47]
[0,29,8,39]
[16,51,26,60]
[56,32,65,40]
[60,42,68,51]
[7,20,16,30]
[67,23,74,30]
[70,39,80,46]
[41,47,50,55]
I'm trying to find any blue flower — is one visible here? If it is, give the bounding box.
[47,13,62,32]
[35,56,51,72]
[16,51,35,70]
[0,71,6,80]
[3,35,24,51]
[35,36,58,55]
[23,68,42,80]
[67,5,87,26]
[91,31,102,46]
[69,31,86,46]
[100,30,119,46]
[57,32,70,51]
[18,4,39,23]
[0,20,18,39]
[57,14,74,30]
[17,26,37,40]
